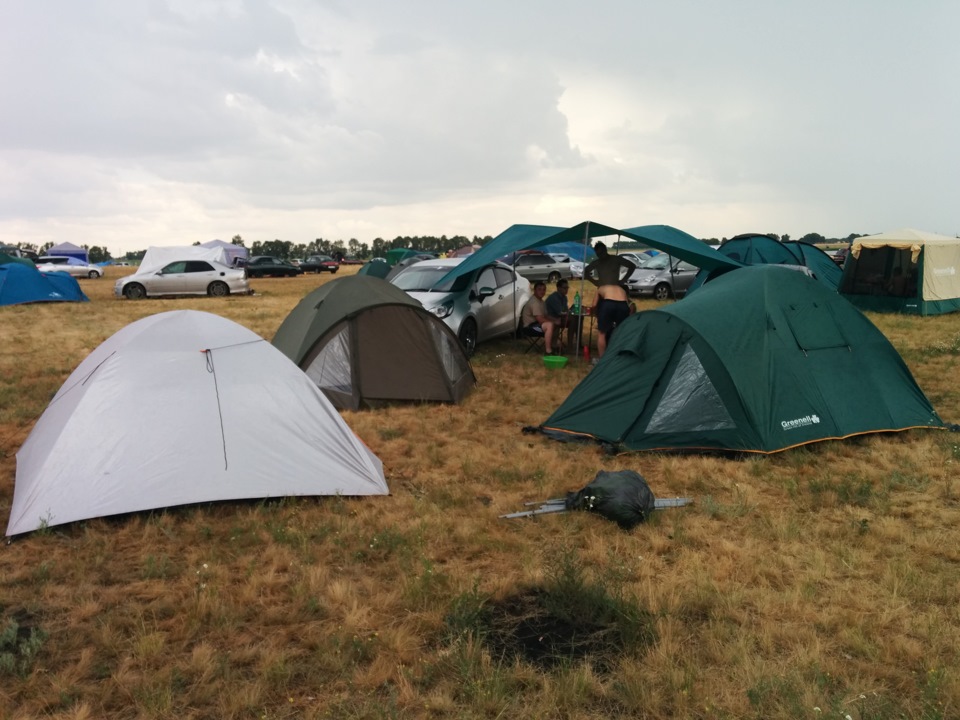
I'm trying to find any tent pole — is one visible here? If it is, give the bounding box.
[574,222,591,365]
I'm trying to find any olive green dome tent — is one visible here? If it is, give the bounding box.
[272,275,475,410]
[538,265,944,454]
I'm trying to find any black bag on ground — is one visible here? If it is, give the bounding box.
[565,470,656,529]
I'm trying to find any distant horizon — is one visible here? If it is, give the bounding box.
[7,229,883,260]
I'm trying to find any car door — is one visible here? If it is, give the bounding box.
[149,261,190,294]
[471,265,517,340]
[671,260,699,296]
[514,254,550,282]
[183,260,218,294]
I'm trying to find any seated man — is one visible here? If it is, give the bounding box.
[521,281,562,354]
[546,279,570,325]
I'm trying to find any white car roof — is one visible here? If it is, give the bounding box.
[416,258,465,267]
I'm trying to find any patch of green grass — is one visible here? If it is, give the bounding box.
[0,618,47,677]
[700,486,755,519]
[377,426,405,441]
[142,554,172,579]
[353,525,412,562]
[912,333,960,359]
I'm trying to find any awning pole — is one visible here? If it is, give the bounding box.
[574,222,591,363]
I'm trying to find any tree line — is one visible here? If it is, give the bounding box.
[10,231,867,264]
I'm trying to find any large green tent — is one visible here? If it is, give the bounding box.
[839,228,960,315]
[687,234,841,294]
[272,275,475,410]
[538,265,944,454]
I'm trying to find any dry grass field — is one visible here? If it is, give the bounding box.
[2,264,960,719]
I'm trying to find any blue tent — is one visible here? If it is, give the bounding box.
[0,264,89,306]
[435,221,741,288]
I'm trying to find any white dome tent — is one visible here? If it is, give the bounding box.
[7,310,387,536]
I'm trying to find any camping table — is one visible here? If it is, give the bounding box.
[563,309,593,355]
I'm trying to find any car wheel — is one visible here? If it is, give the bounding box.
[548,271,561,284]
[654,283,672,301]
[208,281,230,297]
[458,318,478,357]
[88,270,100,279]
[124,283,146,300]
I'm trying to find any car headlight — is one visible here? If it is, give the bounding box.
[431,301,454,319]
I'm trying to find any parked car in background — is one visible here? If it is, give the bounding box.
[831,247,850,267]
[36,256,102,279]
[1,245,40,262]
[619,250,659,268]
[340,255,364,265]
[512,253,574,283]
[390,257,531,356]
[244,256,303,278]
[115,259,250,299]
[624,254,699,300]
[300,254,340,273]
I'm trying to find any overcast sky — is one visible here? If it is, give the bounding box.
[2,0,959,254]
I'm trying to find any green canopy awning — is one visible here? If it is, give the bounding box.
[433,221,741,288]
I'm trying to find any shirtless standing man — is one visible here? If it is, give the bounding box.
[584,241,636,358]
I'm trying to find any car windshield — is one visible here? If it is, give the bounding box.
[641,254,671,270]
[392,266,471,292]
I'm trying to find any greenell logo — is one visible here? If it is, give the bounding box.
[781,414,820,431]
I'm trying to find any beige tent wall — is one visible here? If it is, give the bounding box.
[851,229,960,302]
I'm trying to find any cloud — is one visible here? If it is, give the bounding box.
[1,0,959,252]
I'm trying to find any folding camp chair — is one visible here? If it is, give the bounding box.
[520,324,545,354]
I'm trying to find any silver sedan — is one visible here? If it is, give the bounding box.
[115,259,250,299]
[36,256,103,279]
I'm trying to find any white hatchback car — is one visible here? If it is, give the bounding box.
[390,258,531,356]
[115,259,250,299]
[36,256,102,279]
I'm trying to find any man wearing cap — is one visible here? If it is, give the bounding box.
[584,241,636,358]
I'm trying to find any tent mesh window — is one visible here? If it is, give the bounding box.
[304,323,353,394]
[644,344,734,433]
[783,303,849,352]
[429,321,472,386]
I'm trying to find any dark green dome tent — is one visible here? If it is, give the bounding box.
[272,275,475,410]
[356,259,390,278]
[538,265,944,454]
[686,233,842,295]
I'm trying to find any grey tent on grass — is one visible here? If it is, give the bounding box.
[7,310,387,536]
[272,275,476,410]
